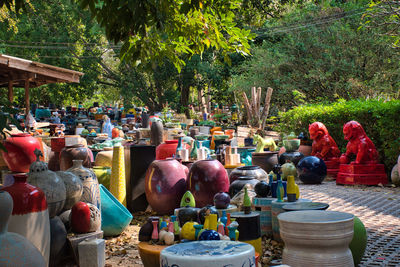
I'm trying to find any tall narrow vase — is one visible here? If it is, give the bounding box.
[110,144,127,207]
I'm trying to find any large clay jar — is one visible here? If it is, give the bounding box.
[56,171,83,210]
[67,160,101,209]
[252,151,279,173]
[2,133,42,173]
[0,174,50,266]
[156,140,179,160]
[151,120,164,146]
[187,159,230,208]
[94,147,113,167]
[60,144,93,171]
[145,159,187,215]
[49,216,67,267]
[0,191,46,267]
[28,155,66,218]
[48,137,66,171]
[229,176,260,197]
[229,165,268,183]
[279,151,304,166]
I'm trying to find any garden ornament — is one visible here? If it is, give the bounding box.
[309,122,341,161]
[253,134,277,153]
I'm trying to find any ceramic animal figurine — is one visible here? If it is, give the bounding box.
[253,134,277,153]
[339,121,379,165]
[309,122,341,161]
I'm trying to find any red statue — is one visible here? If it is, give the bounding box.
[309,122,341,161]
[339,121,379,165]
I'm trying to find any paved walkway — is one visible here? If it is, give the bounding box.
[300,181,400,267]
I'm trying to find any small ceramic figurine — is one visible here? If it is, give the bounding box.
[253,134,277,153]
[309,122,341,161]
[339,121,379,165]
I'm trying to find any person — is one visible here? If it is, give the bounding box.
[78,102,83,109]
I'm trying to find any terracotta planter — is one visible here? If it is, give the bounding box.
[298,144,312,157]
[60,144,93,171]
[2,133,42,173]
[0,174,50,266]
[229,165,268,183]
[187,159,230,208]
[145,159,187,215]
[252,151,279,173]
[94,147,113,167]
[279,210,354,267]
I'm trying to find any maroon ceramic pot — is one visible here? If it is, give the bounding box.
[59,144,93,171]
[1,133,42,173]
[144,159,187,215]
[187,159,229,208]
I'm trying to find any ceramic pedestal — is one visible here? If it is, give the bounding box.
[253,197,275,236]
[336,164,388,185]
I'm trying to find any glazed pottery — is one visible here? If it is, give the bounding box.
[391,164,400,186]
[229,176,260,197]
[349,216,367,266]
[2,133,42,173]
[188,159,230,208]
[252,151,279,173]
[56,171,83,210]
[48,137,66,171]
[175,206,200,226]
[0,174,50,266]
[94,147,113,167]
[70,201,101,233]
[138,242,168,267]
[298,144,312,156]
[145,159,187,215]
[49,216,67,267]
[93,166,111,189]
[110,144,127,207]
[254,181,271,197]
[278,151,304,166]
[99,184,133,236]
[297,156,327,184]
[67,160,101,209]
[138,216,159,241]
[28,153,66,218]
[60,144,93,171]
[283,139,300,152]
[129,145,156,212]
[229,165,268,183]
[151,120,164,146]
[0,191,46,267]
[278,210,354,267]
[156,140,178,160]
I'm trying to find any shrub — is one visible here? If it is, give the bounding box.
[277,99,400,172]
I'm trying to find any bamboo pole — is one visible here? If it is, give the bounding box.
[261,87,274,130]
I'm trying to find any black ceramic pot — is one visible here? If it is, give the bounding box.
[176,207,200,226]
[278,151,304,166]
[254,181,271,198]
[139,216,159,241]
[252,151,279,173]
[244,137,254,147]
[297,156,327,184]
[229,175,259,198]
[229,165,268,183]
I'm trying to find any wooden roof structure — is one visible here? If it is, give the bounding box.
[0,54,84,115]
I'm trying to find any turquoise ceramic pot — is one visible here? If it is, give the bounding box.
[99,184,133,236]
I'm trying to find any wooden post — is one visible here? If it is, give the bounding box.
[25,79,30,117]
[8,80,13,103]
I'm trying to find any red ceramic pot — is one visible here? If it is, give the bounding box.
[51,137,65,153]
[59,144,93,171]
[2,133,42,173]
[156,140,178,160]
[187,159,230,208]
[144,159,187,215]
[70,202,91,233]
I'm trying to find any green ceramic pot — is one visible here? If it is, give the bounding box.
[93,166,111,190]
[283,139,300,152]
[349,216,367,266]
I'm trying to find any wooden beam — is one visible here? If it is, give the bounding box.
[8,80,13,103]
[25,78,30,118]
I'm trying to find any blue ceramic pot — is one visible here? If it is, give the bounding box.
[100,184,133,236]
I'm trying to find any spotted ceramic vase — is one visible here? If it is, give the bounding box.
[56,171,84,210]
[0,191,46,267]
[70,201,101,233]
[67,160,101,209]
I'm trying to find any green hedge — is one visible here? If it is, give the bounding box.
[277,99,400,172]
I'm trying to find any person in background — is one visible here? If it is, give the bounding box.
[78,102,83,109]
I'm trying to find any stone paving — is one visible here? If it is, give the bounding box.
[300,181,400,267]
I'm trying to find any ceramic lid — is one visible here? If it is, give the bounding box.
[29,149,48,173]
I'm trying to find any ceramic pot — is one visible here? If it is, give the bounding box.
[99,184,133,236]
[2,133,42,173]
[187,159,230,208]
[278,151,304,166]
[48,151,61,171]
[229,176,260,197]
[252,151,279,173]
[0,191,46,267]
[229,165,268,183]
[156,140,178,160]
[244,137,254,147]
[151,120,164,146]
[67,160,101,209]
[279,210,354,267]
[93,166,111,189]
[0,174,50,266]
[28,156,66,218]
[129,145,156,212]
[60,144,93,171]
[283,139,301,152]
[70,201,101,233]
[145,159,187,215]
[138,216,159,241]
[391,164,400,186]
[49,216,67,267]
[110,145,127,207]
[298,144,312,157]
[141,113,150,128]
[56,171,83,210]
[297,156,327,184]
[94,147,113,167]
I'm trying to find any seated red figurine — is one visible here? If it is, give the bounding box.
[337,121,387,185]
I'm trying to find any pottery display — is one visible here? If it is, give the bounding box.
[28,151,66,218]
[94,147,113,167]
[49,216,67,267]
[100,184,133,236]
[139,216,159,241]
[151,120,164,146]
[229,176,260,197]
[0,174,50,266]
[56,171,83,210]
[60,144,93,171]
[70,201,101,233]
[187,159,230,208]
[110,144,127,207]
[278,151,304,166]
[48,137,66,171]
[145,159,188,215]
[229,165,268,183]
[278,210,354,267]
[0,191,46,267]
[67,160,101,209]
[252,151,279,173]
[297,156,327,184]
[93,166,112,189]
[2,133,42,173]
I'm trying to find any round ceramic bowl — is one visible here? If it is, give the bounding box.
[283,139,300,152]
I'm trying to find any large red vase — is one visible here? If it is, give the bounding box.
[2,133,42,173]
[0,174,50,265]
[155,140,190,160]
[187,159,230,208]
[144,159,187,215]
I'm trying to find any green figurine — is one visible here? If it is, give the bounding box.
[180,191,196,207]
[243,187,252,214]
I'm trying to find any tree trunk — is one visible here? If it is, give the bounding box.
[180,85,190,118]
